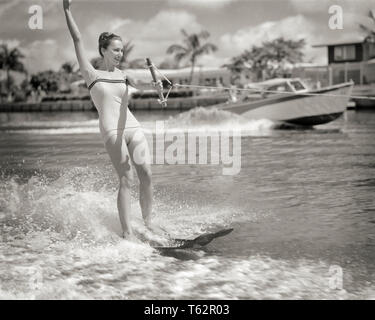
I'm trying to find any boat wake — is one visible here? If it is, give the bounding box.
[162,107,275,136]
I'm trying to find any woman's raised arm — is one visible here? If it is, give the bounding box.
[63,0,97,85]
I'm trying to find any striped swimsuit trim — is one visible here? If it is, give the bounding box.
[88,78,129,91]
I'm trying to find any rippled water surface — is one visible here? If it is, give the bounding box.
[0,109,374,299]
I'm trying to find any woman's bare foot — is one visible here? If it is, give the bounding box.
[122,231,138,242]
[145,219,168,237]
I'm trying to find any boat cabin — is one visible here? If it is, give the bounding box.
[245,78,309,97]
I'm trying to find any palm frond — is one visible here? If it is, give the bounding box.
[90,57,103,69]
[360,10,375,41]
[122,42,134,58]
[166,44,188,55]
[174,52,188,63]
[127,58,145,69]
[198,30,210,40]
[359,23,374,34]
[195,43,218,56]
[369,9,375,21]
[180,29,189,39]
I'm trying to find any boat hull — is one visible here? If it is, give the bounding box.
[284,112,343,126]
[218,82,353,126]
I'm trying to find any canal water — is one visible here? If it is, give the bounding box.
[0,108,374,299]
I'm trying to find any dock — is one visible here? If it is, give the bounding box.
[350,84,375,109]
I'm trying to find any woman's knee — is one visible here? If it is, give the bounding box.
[138,166,152,185]
[119,172,133,189]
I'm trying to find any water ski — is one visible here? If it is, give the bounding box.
[153,228,233,250]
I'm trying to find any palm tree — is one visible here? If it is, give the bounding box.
[166,29,218,84]
[90,56,103,70]
[119,41,134,69]
[0,44,25,95]
[127,58,146,69]
[119,41,147,69]
[359,10,375,43]
[61,61,76,74]
[59,61,77,92]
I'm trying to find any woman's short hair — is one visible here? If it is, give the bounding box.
[98,32,122,57]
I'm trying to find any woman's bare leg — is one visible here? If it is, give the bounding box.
[127,129,153,226]
[105,134,134,238]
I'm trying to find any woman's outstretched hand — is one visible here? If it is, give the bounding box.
[63,0,72,10]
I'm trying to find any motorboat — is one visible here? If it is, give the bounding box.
[215,78,354,126]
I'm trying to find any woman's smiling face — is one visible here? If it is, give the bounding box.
[102,39,124,67]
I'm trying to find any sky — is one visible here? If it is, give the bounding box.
[0,0,374,74]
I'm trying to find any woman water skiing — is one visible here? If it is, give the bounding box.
[63,0,162,240]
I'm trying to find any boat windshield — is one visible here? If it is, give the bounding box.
[290,80,306,92]
[267,83,293,93]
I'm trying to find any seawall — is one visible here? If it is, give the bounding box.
[0,96,228,112]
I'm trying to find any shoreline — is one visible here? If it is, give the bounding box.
[1,84,375,112]
[0,96,228,112]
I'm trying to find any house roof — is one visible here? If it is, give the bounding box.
[312,36,366,48]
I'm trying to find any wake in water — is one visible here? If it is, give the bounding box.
[1,107,274,137]
[0,168,236,245]
[142,107,275,136]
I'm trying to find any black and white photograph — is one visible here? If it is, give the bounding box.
[0,0,374,302]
